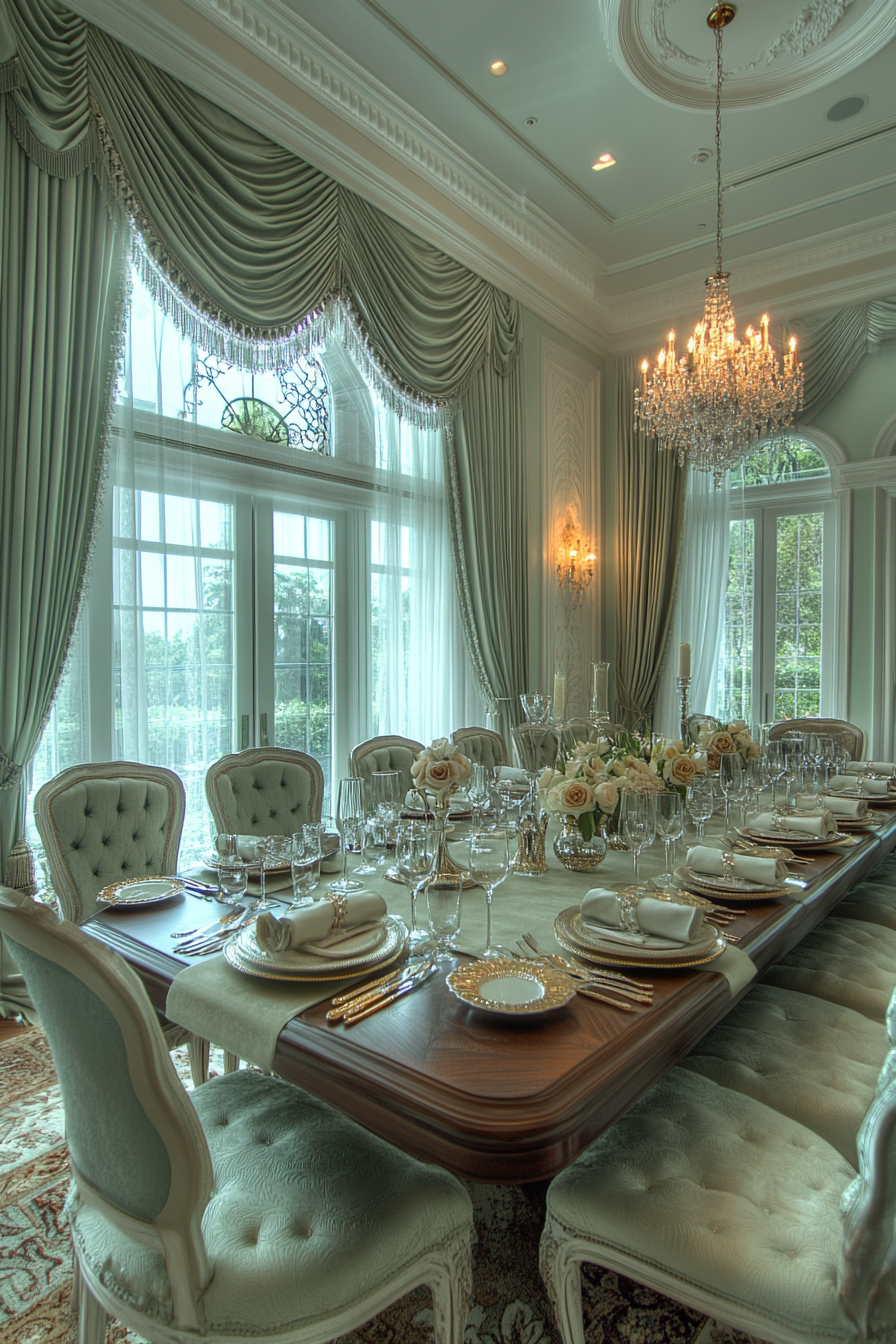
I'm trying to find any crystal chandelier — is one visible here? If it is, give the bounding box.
[634,4,804,485]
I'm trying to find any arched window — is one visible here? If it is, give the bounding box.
[719,435,838,725]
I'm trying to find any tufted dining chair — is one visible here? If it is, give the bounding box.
[350,735,424,805]
[205,748,324,837]
[768,716,865,760]
[0,889,474,1344]
[540,987,896,1344]
[450,726,508,769]
[33,761,210,1087]
[512,723,558,772]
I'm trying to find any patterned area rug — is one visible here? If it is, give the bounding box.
[0,1028,761,1344]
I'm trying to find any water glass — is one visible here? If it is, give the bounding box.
[718,753,744,830]
[467,827,509,959]
[330,778,365,894]
[619,792,655,890]
[217,858,248,906]
[396,821,436,951]
[424,871,463,959]
[654,792,684,880]
[519,692,552,723]
[289,823,324,907]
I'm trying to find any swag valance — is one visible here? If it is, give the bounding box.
[1,0,521,424]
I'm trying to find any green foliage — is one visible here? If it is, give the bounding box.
[731,438,829,488]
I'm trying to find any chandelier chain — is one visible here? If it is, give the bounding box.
[715,22,723,278]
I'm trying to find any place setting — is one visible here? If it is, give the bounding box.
[735,805,851,850]
[675,843,790,902]
[554,884,728,972]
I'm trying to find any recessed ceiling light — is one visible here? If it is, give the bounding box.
[827,95,866,121]
[490,60,508,76]
[592,153,615,171]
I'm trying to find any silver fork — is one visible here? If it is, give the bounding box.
[521,932,654,991]
[172,906,246,941]
[177,913,258,956]
[513,944,653,1003]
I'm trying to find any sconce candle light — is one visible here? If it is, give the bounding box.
[556,512,596,611]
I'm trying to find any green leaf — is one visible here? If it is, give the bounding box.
[578,811,595,842]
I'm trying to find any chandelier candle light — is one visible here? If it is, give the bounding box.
[634,5,804,485]
[556,512,595,610]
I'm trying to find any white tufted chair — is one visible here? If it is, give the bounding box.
[768,717,865,760]
[540,987,896,1344]
[33,762,209,1086]
[349,735,424,805]
[763,915,896,1023]
[205,748,324,837]
[0,889,474,1344]
[450,726,508,769]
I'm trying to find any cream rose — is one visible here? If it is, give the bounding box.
[593,780,619,814]
[420,758,455,792]
[448,751,472,785]
[708,731,736,756]
[556,778,595,817]
[667,753,698,786]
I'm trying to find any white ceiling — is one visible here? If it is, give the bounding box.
[74,0,896,353]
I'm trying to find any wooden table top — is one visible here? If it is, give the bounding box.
[88,813,896,1183]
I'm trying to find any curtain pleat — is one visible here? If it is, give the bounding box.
[614,357,687,730]
[788,296,896,422]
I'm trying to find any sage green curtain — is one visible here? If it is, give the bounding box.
[4,0,527,720]
[788,296,896,422]
[614,357,687,730]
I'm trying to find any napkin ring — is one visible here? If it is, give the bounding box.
[326,892,348,931]
[617,891,640,934]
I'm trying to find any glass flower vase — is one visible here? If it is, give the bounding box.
[553,814,608,872]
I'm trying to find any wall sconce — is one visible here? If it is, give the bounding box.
[556,511,595,611]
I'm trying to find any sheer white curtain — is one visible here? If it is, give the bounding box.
[370,407,480,744]
[655,470,731,736]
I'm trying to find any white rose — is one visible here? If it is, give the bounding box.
[594,781,619,814]
[556,778,595,817]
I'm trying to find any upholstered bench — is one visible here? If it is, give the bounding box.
[834,852,896,931]
[763,915,896,1022]
[540,996,896,1344]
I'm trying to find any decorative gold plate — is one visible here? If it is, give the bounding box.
[554,906,725,968]
[738,826,849,849]
[446,958,575,1016]
[223,916,407,981]
[96,877,183,908]
[676,865,786,901]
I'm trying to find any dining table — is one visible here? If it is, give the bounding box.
[86,806,896,1185]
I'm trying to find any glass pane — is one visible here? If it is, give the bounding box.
[718,517,754,722]
[273,513,334,804]
[774,512,823,720]
[730,438,829,488]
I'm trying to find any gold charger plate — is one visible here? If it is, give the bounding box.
[675,865,786,901]
[554,906,724,967]
[738,826,849,849]
[96,877,184,908]
[826,792,896,806]
[446,958,575,1016]
[555,924,727,971]
[223,916,407,981]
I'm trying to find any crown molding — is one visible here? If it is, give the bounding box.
[610,216,896,352]
[836,456,896,494]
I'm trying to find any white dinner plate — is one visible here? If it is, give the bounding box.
[554,905,722,964]
[675,865,786,900]
[446,958,574,1016]
[96,877,184,908]
[223,915,407,980]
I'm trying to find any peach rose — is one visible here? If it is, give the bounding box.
[708,731,736,756]
[667,753,698,786]
[556,778,595,817]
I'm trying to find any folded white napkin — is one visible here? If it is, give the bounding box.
[829,775,890,796]
[686,844,784,886]
[220,834,288,864]
[499,766,528,785]
[750,810,833,836]
[255,891,387,954]
[581,888,705,946]
[797,792,868,818]
[846,761,895,776]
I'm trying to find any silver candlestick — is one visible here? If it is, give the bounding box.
[677,676,691,744]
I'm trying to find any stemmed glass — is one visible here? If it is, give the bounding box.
[467,827,509,959]
[468,763,492,831]
[718,753,744,831]
[654,792,684,881]
[370,771,402,865]
[329,778,365,894]
[423,871,463,962]
[619,792,655,891]
[289,823,323,907]
[766,742,786,807]
[251,837,283,911]
[686,776,714,841]
[519,692,552,723]
[217,858,248,907]
[396,822,436,952]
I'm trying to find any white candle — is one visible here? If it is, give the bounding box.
[553,671,567,719]
[679,642,691,680]
[591,661,609,714]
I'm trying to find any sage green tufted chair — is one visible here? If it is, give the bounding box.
[205,748,324,836]
[540,991,896,1344]
[33,761,209,1087]
[0,890,474,1344]
[450,727,508,769]
[768,716,865,760]
[350,735,424,806]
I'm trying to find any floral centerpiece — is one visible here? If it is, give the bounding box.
[410,738,473,885]
[696,719,761,769]
[538,731,707,844]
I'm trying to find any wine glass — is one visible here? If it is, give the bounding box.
[619,792,655,891]
[468,763,492,830]
[718,753,744,830]
[330,778,365,894]
[289,823,323,907]
[217,858,248,907]
[467,827,509,959]
[686,776,714,841]
[654,792,684,881]
[424,871,463,961]
[396,822,436,952]
[766,742,786,807]
[370,770,402,865]
[519,692,552,723]
[251,837,277,911]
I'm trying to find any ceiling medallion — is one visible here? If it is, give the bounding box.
[634,5,804,486]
